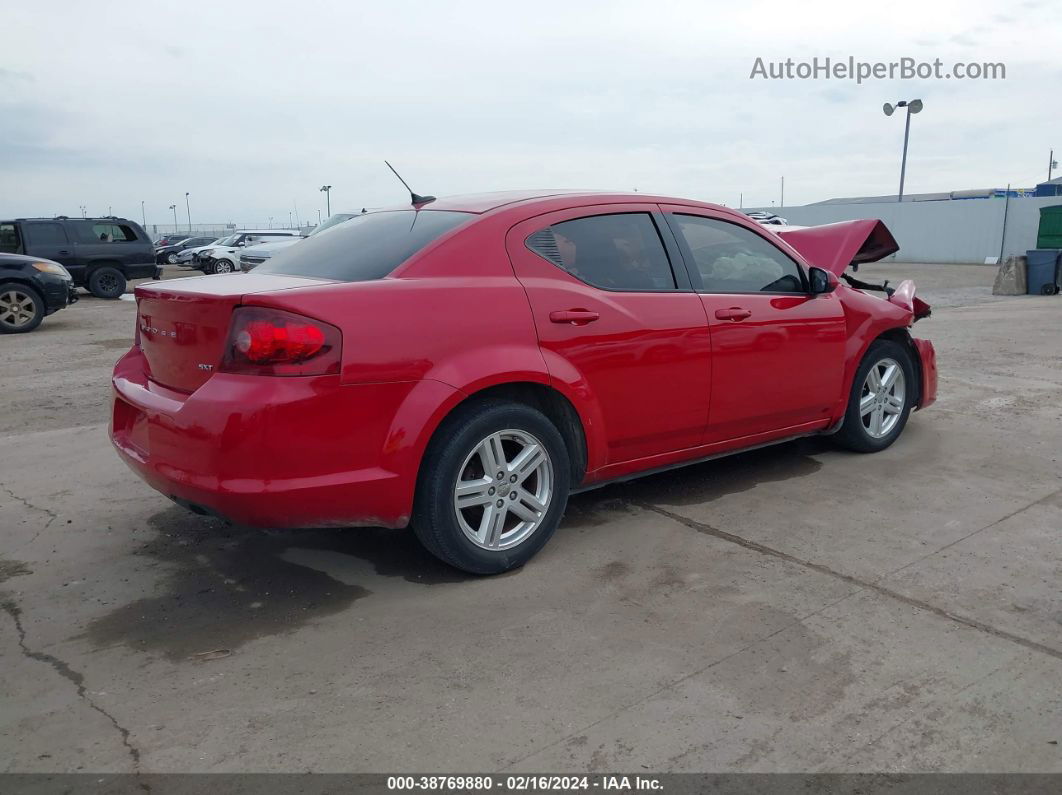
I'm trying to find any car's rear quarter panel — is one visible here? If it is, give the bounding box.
[239,218,554,515]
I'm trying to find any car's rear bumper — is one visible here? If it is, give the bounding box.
[109,347,439,529]
[913,338,937,409]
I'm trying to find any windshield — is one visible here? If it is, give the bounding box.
[308,213,358,238]
[256,210,472,282]
[213,235,237,246]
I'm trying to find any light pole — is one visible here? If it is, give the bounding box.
[141,200,146,228]
[883,99,923,202]
[317,209,322,225]
[184,192,191,232]
[79,205,87,218]
[268,216,273,229]
[780,176,784,208]
[169,204,178,232]
[319,185,332,216]
[1049,149,1057,182]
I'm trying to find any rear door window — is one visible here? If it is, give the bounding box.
[256,210,472,281]
[526,213,676,291]
[24,222,69,246]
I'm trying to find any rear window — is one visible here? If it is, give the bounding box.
[256,210,472,281]
[71,221,141,243]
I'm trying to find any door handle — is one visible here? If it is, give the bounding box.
[58,250,71,256]
[549,309,600,325]
[714,307,751,321]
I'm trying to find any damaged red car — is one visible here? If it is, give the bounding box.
[111,191,936,573]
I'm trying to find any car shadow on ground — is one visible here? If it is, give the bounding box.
[80,436,832,662]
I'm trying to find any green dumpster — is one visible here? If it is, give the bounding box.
[1037,205,1062,249]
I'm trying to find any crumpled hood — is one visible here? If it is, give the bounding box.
[775,219,899,275]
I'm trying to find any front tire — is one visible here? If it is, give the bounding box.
[166,252,179,264]
[832,339,916,453]
[211,259,235,274]
[87,267,127,299]
[413,400,571,574]
[0,283,45,333]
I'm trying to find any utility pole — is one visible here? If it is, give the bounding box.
[999,183,1012,263]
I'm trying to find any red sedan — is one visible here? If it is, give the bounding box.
[111,191,936,573]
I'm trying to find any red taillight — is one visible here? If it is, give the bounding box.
[219,306,342,376]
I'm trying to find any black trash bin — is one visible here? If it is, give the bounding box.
[1026,249,1061,295]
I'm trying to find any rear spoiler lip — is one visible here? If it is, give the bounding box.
[775,219,899,275]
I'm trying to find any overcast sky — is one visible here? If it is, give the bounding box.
[3,0,1059,228]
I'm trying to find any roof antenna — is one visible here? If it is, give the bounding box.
[384,161,435,206]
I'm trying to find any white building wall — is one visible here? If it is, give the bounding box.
[747,197,1062,264]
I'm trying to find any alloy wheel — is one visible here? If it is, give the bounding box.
[0,289,36,328]
[860,357,906,438]
[453,429,554,550]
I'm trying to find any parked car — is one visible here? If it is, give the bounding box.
[195,230,303,274]
[0,253,77,333]
[0,216,157,298]
[179,234,237,266]
[112,191,937,574]
[744,210,789,226]
[239,212,358,271]
[238,238,303,272]
[153,235,188,247]
[155,236,218,265]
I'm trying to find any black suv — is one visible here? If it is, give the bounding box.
[0,217,158,299]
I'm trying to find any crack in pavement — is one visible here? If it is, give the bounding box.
[884,485,1062,578]
[1,597,148,787]
[631,500,1062,663]
[1,485,59,552]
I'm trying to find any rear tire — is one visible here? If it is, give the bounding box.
[87,266,126,299]
[413,400,570,574]
[0,283,44,333]
[832,339,915,453]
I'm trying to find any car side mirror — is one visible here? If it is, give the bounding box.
[809,266,838,295]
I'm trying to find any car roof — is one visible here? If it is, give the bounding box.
[373,190,738,219]
[8,216,138,223]
[236,229,301,235]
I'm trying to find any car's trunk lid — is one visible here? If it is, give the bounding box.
[135,274,333,392]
